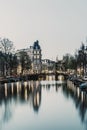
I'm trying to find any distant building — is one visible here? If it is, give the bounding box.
[42,59,55,73]
[16,40,42,74]
[55,60,65,71]
[33,40,42,73]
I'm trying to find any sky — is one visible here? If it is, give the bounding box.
[0,0,87,60]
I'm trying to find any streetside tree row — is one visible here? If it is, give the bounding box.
[0,37,32,77]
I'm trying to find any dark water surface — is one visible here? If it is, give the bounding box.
[0,78,87,130]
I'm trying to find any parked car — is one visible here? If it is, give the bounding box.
[80,82,87,90]
[82,75,87,81]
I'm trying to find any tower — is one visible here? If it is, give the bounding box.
[33,40,42,73]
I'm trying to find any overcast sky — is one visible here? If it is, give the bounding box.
[0,0,87,60]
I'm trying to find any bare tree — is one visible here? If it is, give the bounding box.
[0,38,14,54]
[0,38,14,76]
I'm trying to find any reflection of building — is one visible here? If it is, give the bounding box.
[1,81,42,112]
[32,82,41,112]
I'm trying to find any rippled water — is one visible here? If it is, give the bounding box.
[0,78,87,130]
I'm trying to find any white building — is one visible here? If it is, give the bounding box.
[16,40,42,74]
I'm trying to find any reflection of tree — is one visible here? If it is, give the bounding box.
[46,84,51,90]
[3,100,12,122]
[1,79,87,129]
[62,83,69,98]
[0,80,42,127]
[64,81,87,125]
[79,102,87,122]
[0,96,14,129]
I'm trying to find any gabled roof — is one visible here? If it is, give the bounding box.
[33,40,41,49]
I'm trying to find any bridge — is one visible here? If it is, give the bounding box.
[26,71,69,80]
[0,71,69,84]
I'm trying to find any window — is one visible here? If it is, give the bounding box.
[37,51,39,54]
[37,60,40,63]
[34,51,36,54]
[34,60,37,64]
[34,55,36,59]
[37,55,39,59]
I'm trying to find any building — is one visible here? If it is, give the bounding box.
[42,59,55,73]
[16,40,42,74]
[32,40,42,73]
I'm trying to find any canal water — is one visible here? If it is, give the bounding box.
[0,76,87,130]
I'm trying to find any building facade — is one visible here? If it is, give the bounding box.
[32,40,42,73]
[42,59,55,73]
[16,40,42,74]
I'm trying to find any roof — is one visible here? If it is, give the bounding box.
[33,40,41,50]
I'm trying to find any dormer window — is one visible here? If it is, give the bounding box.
[34,51,36,54]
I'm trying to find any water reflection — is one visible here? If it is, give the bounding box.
[0,80,42,127]
[66,80,87,129]
[0,77,87,129]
